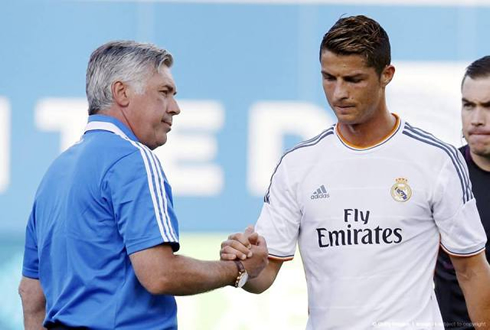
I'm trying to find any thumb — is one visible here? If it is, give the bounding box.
[244,225,255,236]
[256,235,267,248]
[248,232,259,245]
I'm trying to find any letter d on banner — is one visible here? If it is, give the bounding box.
[248,101,333,196]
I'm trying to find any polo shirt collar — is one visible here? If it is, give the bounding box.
[85,114,139,142]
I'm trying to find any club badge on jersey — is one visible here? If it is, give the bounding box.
[391,177,412,202]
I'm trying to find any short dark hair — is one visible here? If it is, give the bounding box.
[462,55,490,85]
[320,15,391,76]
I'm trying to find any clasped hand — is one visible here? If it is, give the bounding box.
[221,226,269,279]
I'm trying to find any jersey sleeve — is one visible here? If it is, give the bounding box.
[256,158,301,261]
[433,151,487,257]
[104,147,179,255]
[22,207,40,279]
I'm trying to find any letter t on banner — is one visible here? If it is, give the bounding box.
[35,98,88,152]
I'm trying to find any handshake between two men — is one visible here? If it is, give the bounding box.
[220,226,283,293]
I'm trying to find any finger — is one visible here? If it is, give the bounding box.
[256,235,267,247]
[245,234,258,258]
[221,244,249,260]
[226,235,251,251]
[227,232,242,241]
[220,253,238,261]
[233,232,252,249]
[254,236,268,255]
[221,239,236,249]
[241,226,257,249]
[244,225,255,236]
[222,238,253,258]
[247,232,259,245]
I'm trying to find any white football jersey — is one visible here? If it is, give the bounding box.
[256,115,486,330]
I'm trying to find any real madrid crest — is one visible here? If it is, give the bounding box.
[390,177,412,202]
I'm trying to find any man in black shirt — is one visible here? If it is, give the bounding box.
[435,56,490,330]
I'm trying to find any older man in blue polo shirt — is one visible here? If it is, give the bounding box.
[18,41,268,330]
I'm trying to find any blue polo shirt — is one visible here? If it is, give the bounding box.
[22,115,180,329]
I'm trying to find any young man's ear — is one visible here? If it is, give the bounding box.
[381,65,395,87]
[112,81,130,107]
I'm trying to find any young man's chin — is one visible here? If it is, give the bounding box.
[337,116,362,126]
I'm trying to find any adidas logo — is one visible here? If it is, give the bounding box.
[311,185,330,200]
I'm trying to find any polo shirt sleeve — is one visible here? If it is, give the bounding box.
[104,147,180,255]
[22,207,40,279]
[255,158,301,261]
[433,151,487,257]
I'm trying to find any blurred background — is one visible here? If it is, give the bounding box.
[1,0,490,329]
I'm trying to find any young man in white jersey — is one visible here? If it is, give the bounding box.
[221,15,490,329]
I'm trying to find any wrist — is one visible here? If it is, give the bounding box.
[232,260,249,288]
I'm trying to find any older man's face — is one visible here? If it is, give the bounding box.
[125,66,181,150]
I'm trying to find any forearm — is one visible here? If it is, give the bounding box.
[243,259,282,294]
[19,277,46,330]
[133,241,269,296]
[243,273,274,294]
[453,253,490,329]
[157,255,238,296]
[23,309,47,330]
[467,290,490,329]
[458,268,490,329]
[131,245,239,296]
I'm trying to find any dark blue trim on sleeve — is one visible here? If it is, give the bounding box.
[402,124,473,204]
[440,242,485,257]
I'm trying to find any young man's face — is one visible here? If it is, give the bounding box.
[461,76,490,158]
[320,50,391,125]
[127,66,180,150]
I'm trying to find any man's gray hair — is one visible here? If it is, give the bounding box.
[86,40,173,115]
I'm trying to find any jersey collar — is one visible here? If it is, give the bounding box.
[84,114,139,142]
[335,113,402,151]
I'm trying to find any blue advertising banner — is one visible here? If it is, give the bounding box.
[0,1,489,328]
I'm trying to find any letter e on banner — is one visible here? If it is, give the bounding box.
[155,100,224,196]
